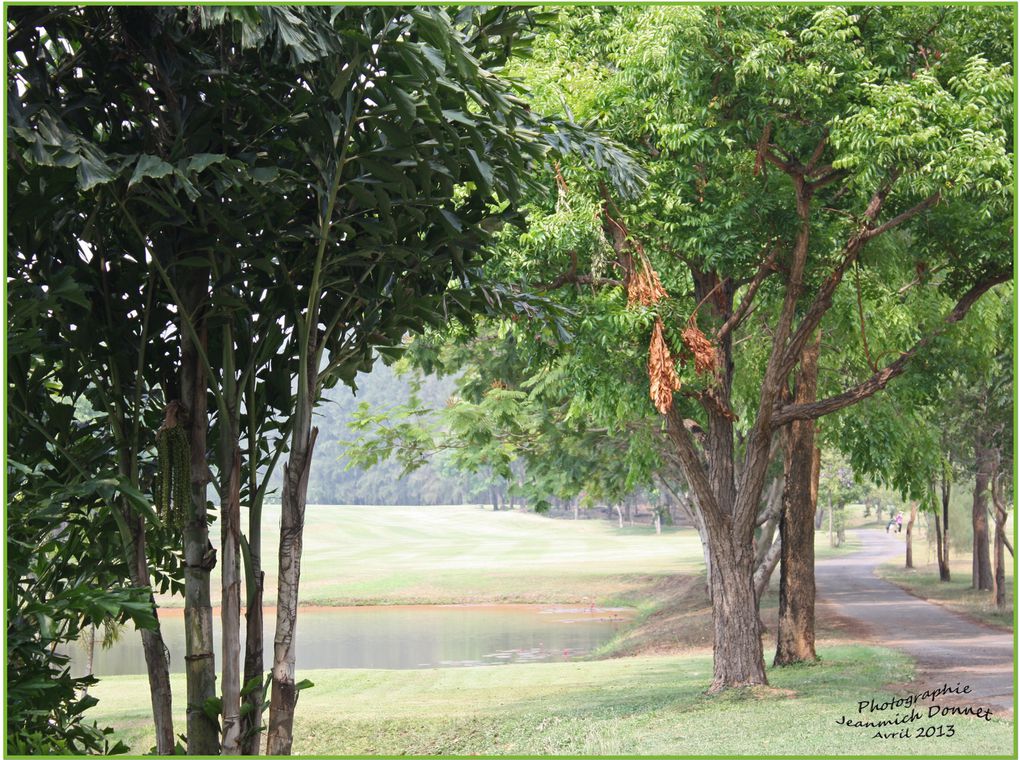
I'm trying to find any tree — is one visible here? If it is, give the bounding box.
[10,7,643,753]
[412,6,1013,689]
[6,271,175,754]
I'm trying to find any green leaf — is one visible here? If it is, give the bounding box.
[185,153,228,174]
[76,154,116,191]
[202,696,222,724]
[129,155,175,187]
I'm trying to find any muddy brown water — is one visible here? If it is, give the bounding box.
[67,604,633,677]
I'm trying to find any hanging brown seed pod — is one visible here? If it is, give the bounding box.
[648,317,682,414]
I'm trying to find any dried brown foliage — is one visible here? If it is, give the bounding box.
[648,317,682,414]
[626,257,669,307]
[680,321,718,376]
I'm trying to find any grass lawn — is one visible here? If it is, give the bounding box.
[876,558,1014,630]
[90,645,1012,756]
[179,504,704,608]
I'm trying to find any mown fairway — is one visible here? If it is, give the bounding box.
[194,504,705,607]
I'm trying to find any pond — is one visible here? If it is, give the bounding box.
[67,604,633,677]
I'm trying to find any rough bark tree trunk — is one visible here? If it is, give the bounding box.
[180,281,220,755]
[775,331,820,666]
[972,438,994,591]
[706,528,767,690]
[905,501,918,569]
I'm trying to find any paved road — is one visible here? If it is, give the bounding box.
[816,528,1014,715]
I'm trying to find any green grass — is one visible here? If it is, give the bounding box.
[90,646,1012,756]
[184,504,704,608]
[876,558,1014,630]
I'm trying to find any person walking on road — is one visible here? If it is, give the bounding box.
[895,512,903,533]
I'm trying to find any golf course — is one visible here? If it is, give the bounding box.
[86,505,1013,755]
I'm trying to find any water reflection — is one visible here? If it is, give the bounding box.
[67,605,631,676]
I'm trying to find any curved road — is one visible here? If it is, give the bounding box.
[816,528,1014,715]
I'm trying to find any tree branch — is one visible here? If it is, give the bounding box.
[777,173,909,379]
[771,273,1011,426]
[716,244,780,342]
[664,407,726,529]
[862,192,941,241]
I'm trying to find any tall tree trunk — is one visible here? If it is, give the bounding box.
[180,282,220,755]
[614,504,624,529]
[939,467,951,581]
[933,510,947,580]
[221,445,242,754]
[972,437,994,591]
[241,383,266,755]
[116,433,175,754]
[220,323,243,755]
[775,331,820,666]
[267,337,319,755]
[991,462,1008,609]
[126,512,176,755]
[905,501,918,568]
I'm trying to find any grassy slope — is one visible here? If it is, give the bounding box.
[877,558,1014,630]
[90,647,1012,756]
[187,504,703,608]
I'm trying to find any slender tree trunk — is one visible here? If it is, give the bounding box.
[828,498,834,547]
[180,281,220,755]
[775,331,820,666]
[933,510,948,580]
[614,504,624,529]
[654,510,662,535]
[220,322,243,755]
[115,433,175,754]
[84,625,96,687]
[754,476,782,569]
[934,473,950,579]
[905,501,918,568]
[754,536,782,602]
[660,476,714,601]
[241,383,266,756]
[972,438,994,591]
[991,463,1008,609]
[267,336,319,755]
[221,445,243,754]
[124,510,176,754]
[241,569,265,755]
[939,469,951,581]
